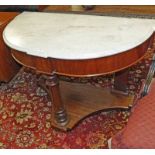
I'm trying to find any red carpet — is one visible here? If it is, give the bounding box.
[0,50,153,149]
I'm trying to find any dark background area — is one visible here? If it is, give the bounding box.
[0,5,43,12]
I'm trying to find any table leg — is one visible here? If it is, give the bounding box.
[112,69,129,95]
[45,73,68,127]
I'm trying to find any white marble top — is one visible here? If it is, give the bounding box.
[3,12,155,60]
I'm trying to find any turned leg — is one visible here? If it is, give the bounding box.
[28,70,69,127]
[45,73,68,126]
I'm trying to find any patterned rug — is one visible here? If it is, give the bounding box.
[0,49,153,149]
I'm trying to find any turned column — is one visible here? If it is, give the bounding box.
[45,73,68,126]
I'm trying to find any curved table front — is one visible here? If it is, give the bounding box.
[3,12,155,130]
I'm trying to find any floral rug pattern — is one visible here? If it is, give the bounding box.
[0,49,153,149]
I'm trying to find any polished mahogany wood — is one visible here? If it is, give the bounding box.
[9,18,155,130]
[45,74,68,126]
[24,67,134,130]
[11,32,154,77]
[35,72,68,127]
[0,12,20,82]
[50,80,134,130]
[113,69,129,94]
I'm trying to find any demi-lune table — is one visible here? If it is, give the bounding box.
[3,12,155,130]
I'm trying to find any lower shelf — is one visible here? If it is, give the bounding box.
[51,81,134,131]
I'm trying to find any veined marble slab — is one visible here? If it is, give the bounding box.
[3,12,155,60]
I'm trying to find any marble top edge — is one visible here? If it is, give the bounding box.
[3,12,155,60]
[43,10,155,20]
[22,11,155,20]
[3,30,154,60]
